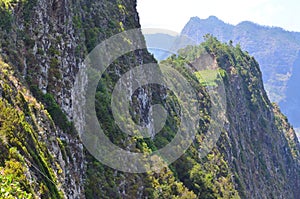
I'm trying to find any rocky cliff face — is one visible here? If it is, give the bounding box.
[164,37,300,198]
[0,1,300,199]
[0,58,82,198]
[0,0,150,198]
[0,0,144,118]
[206,40,300,198]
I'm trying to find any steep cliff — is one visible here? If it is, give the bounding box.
[200,37,300,198]
[159,36,300,198]
[0,0,195,198]
[0,58,80,198]
[0,0,152,197]
[0,1,300,199]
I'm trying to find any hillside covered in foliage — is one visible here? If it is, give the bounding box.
[0,0,299,198]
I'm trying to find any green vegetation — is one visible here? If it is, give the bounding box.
[41,93,75,134]
[194,69,226,87]
[0,148,32,199]
[29,84,76,135]
[0,60,65,198]
[0,0,13,31]
[84,34,241,198]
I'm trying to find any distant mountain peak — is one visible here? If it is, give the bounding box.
[236,20,260,28]
[237,20,257,26]
[188,16,201,23]
[207,15,221,21]
[188,16,223,23]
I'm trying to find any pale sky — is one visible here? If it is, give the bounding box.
[137,0,300,33]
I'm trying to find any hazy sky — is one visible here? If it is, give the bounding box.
[137,0,300,33]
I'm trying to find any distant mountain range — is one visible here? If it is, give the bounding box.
[145,16,300,138]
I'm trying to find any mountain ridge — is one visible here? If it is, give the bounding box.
[146,15,300,137]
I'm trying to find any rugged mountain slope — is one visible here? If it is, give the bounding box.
[163,36,300,198]
[0,0,200,198]
[0,0,156,197]
[180,16,300,136]
[0,59,83,198]
[0,1,299,199]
